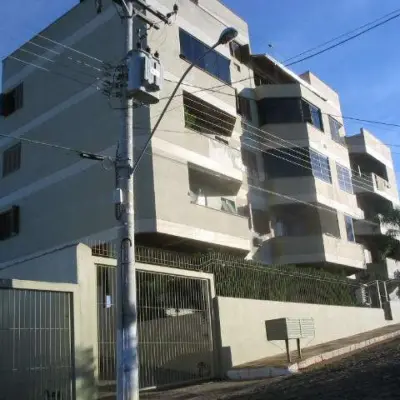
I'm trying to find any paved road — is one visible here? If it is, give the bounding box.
[142,338,400,399]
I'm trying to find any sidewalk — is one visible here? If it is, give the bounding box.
[227,323,400,380]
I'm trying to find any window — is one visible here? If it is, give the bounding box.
[301,99,323,131]
[345,215,355,242]
[236,93,252,121]
[310,149,331,183]
[229,41,243,63]
[329,116,345,145]
[258,97,302,125]
[179,29,231,84]
[242,149,258,181]
[183,91,236,137]
[337,163,353,193]
[221,198,236,214]
[2,143,21,177]
[263,147,312,179]
[0,206,19,241]
[0,83,23,117]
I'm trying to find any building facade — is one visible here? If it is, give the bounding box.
[0,0,399,277]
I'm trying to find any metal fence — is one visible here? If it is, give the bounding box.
[91,242,374,308]
[97,264,214,389]
[0,284,74,400]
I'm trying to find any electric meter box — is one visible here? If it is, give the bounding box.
[127,49,163,104]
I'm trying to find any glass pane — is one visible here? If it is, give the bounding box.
[179,29,193,60]
[192,39,206,69]
[217,56,231,84]
[345,216,355,242]
[203,51,219,77]
[310,150,331,183]
[310,105,323,131]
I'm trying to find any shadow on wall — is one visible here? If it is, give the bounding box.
[74,347,97,400]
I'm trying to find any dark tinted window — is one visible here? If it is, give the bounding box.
[263,147,312,179]
[257,97,302,125]
[179,29,231,84]
[0,83,23,118]
[2,143,21,177]
[301,99,323,131]
[345,215,355,242]
[0,206,19,241]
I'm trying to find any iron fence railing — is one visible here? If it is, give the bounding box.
[89,241,376,308]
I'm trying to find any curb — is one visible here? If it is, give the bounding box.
[226,329,400,381]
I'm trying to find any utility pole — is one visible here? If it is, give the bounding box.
[110,1,236,398]
[115,1,137,399]
[112,1,168,399]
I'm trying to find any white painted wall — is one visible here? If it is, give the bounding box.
[216,296,399,370]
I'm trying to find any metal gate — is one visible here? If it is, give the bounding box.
[0,284,74,399]
[97,264,214,389]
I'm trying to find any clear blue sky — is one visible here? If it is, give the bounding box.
[1,0,400,177]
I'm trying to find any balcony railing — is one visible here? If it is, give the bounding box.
[354,173,391,195]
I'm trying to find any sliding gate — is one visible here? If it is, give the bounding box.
[97,264,215,389]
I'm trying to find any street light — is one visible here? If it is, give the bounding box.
[131,27,239,174]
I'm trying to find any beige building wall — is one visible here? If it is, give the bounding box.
[217,296,400,370]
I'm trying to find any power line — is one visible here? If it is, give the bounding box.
[37,33,105,64]
[286,11,400,67]
[283,8,400,64]
[181,93,382,189]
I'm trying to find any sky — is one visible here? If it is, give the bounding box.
[1,0,400,179]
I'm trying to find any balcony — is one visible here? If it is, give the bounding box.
[264,234,367,271]
[264,176,363,219]
[353,172,397,203]
[353,218,389,236]
[346,128,393,169]
[187,165,250,246]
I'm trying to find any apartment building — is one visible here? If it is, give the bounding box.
[0,0,253,265]
[242,55,372,273]
[0,0,399,277]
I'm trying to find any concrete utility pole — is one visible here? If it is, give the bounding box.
[113,0,238,396]
[115,1,137,399]
[114,1,167,399]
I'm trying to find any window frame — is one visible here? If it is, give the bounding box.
[329,116,345,145]
[0,206,20,241]
[336,163,353,193]
[345,215,355,242]
[310,149,331,183]
[179,28,231,84]
[2,142,22,177]
[301,99,324,131]
[236,92,252,121]
[0,83,23,118]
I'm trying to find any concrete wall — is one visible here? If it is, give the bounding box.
[216,296,397,370]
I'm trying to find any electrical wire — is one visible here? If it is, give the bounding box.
[285,11,400,67]
[283,8,400,64]
[163,78,400,138]
[37,34,105,64]
[8,55,104,91]
[0,143,369,286]
[180,93,382,189]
